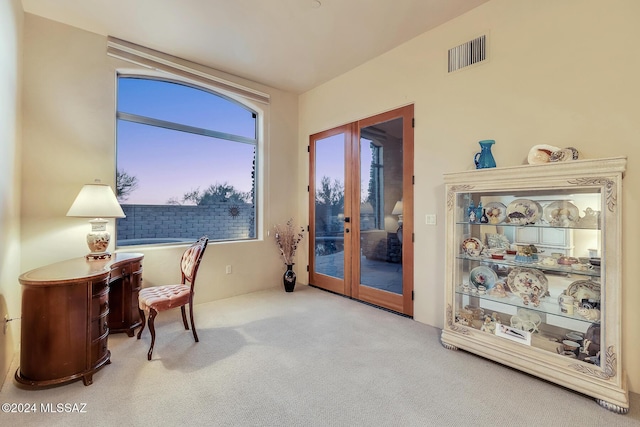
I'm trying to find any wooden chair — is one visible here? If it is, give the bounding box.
[137,236,208,360]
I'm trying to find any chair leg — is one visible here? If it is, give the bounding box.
[180,306,189,330]
[137,308,146,339]
[189,300,199,343]
[147,308,157,361]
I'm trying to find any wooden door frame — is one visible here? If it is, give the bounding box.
[352,105,414,316]
[308,104,414,316]
[308,123,356,296]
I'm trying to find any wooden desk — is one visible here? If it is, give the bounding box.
[15,253,144,388]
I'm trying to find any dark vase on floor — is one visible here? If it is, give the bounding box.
[283,264,296,292]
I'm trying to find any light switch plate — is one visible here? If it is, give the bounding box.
[425,214,437,225]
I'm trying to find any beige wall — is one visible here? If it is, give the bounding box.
[20,14,299,310]
[299,0,640,392]
[0,0,23,389]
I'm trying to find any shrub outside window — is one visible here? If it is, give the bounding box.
[116,76,258,246]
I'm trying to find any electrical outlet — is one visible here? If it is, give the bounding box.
[225,265,232,274]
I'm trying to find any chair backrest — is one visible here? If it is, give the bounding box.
[180,236,208,290]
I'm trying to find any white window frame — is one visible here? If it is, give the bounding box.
[113,68,267,246]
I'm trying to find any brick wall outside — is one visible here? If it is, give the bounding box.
[117,203,255,244]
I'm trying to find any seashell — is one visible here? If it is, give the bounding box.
[550,147,580,162]
[527,144,560,165]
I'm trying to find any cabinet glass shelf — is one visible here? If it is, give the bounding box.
[454,286,596,325]
[455,221,601,231]
[455,254,601,278]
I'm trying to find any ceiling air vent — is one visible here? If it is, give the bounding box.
[448,35,486,73]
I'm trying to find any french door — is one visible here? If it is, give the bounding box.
[309,105,413,316]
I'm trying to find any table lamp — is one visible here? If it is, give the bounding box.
[392,200,403,243]
[66,180,126,260]
[392,200,403,226]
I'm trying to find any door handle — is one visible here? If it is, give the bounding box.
[344,217,350,223]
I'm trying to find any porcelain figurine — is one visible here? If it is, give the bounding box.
[577,307,601,321]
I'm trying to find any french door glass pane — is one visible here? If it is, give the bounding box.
[359,118,403,294]
[314,134,345,279]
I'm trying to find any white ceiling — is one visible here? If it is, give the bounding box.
[22,0,489,93]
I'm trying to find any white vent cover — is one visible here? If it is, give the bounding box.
[448,35,486,73]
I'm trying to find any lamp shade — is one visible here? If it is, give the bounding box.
[392,200,403,216]
[360,202,374,214]
[66,183,125,218]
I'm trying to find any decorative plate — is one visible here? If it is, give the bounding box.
[484,202,507,224]
[506,199,542,225]
[486,233,511,250]
[462,237,483,256]
[543,201,580,227]
[566,280,600,303]
[469,266,498,290]
[506,267,548,299]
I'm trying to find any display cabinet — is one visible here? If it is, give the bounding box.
[441,157,627,413]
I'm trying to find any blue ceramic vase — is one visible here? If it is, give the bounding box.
[474,140,496,169]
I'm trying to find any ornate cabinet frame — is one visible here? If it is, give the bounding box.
[441,157,627,413]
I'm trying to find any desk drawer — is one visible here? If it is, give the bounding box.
[91,277,109,296]
[109,264,131,282]
[92,290,109,317]
[91,312,109,338]
[91,333,109,365]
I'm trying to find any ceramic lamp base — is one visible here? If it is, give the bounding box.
[86,218,111,260]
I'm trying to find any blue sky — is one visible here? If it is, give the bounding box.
[116,77,256,204]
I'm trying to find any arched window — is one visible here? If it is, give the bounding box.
[115,75,258,246]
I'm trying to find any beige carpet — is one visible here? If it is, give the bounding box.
[1,285,639,426]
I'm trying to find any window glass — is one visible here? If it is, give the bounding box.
[117,78,257,139]
[116,76,257,246]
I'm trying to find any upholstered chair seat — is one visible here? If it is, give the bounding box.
[139,284,191,312]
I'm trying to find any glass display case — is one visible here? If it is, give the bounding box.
[441,157,628,413]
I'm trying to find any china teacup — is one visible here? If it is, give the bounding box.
[566,332,584,344]
[571,263,594,271]
[562,340,580,353]
[541,257,557,266]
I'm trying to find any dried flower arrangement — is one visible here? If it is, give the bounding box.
[273,218,305,265]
